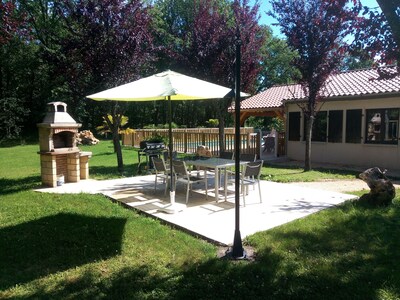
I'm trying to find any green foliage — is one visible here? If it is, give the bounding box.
[0,97,29,143]
[268,117,284,132]
[205,119,219,127]
[96,114,134,135]
[245,116,265,129]
[143,134,168,144]
[143,122,178,129]
[257,28,301,90]
[245,116,284,132]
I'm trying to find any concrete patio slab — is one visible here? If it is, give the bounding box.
[35,175,357,246]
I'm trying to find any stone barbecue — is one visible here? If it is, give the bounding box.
[37,102,92,187]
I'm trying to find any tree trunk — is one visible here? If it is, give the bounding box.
[105,108,124,174]
[112,126,124,174]
[304,115,314,171]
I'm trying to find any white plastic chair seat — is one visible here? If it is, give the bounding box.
[228,160,263,206]
[172,160,208,204]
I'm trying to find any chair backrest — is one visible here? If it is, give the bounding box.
[244,161,263,178]
[240,153,257,162]
[172,160,189,177]
[163,150,177,161]
[219,151,234,160]
[152,157,167,172]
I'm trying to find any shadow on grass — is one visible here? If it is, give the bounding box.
[0,137,38,148]
[4,202,400,298]
[0,213,126,290]
[0,175,42,195]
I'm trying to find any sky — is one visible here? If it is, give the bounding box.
[251,0,381,37]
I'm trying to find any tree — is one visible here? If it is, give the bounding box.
[152,0,267,150]
[270,0,359,171]
[0,1,52,139]
[351,1,399,77]
[257,26,300,91]
[96,114,134,138]
[0,1,29,46]
[49,0,156,173]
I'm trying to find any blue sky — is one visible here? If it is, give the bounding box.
[251,0,381,37]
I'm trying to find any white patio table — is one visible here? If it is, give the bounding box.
[186,157,248,202]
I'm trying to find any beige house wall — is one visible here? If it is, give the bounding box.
[286,95,400,171]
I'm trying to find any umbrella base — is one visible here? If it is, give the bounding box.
[157,191,184,214]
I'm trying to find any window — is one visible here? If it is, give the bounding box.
[288,112,301,141]
[346,109,362,143]
[328,110,343,143]
[304,111,327,142]
[365,108,399,144]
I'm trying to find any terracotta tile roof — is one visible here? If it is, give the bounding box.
[239,66,400,111]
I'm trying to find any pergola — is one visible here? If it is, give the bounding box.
[229,85,292,125]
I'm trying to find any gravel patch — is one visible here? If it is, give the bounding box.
[288,179,400,193]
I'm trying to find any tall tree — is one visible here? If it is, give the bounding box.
[50,0,156,173]
[270,0,359,171]
[257,26,300,91]
[0,0,49,139]
[152,0,267,150]
[352,1,399,77]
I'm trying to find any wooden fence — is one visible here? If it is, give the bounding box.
[122,128,261,157]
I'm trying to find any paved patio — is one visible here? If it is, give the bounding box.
[36,175,357,246]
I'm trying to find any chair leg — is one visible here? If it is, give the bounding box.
[241,182,246,207]
[204,175,208,199]
[164,176,168,195]
[258,180,262,203]
[154,175,157,193]
[186,183,190,204]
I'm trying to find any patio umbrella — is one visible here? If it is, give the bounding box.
[87,70,248,213]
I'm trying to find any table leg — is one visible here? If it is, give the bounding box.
[224,168,228,201]
[204,168,208,199]
[215,167,219,203]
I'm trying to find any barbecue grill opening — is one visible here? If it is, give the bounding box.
[53,131,75,149]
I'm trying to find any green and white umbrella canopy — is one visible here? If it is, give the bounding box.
[87,70,249,212]
[87,70,248,101]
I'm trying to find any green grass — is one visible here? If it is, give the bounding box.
[1,141,400,299]
[261,165,359,182]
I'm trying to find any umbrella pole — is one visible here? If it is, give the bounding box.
[158,96,180,214]
[168,95,175,205]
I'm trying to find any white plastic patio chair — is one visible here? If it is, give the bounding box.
[228,160,263,206]
[152,157,170,195]
[172,160,208,204]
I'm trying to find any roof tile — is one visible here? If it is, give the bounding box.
[240,66,400,111]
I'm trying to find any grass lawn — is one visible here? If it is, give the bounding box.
[1,140,399,299]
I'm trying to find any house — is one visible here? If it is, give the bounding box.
[239,66,400,172]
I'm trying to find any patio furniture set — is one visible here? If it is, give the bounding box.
[152,153,263,206]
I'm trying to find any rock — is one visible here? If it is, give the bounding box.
[358,167,396,206]
[76,130,100,145]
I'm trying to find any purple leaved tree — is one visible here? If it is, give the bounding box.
[352,1,399,78]
[270,0,360,171]
[175,0,266,151]
[52,0,156,173]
